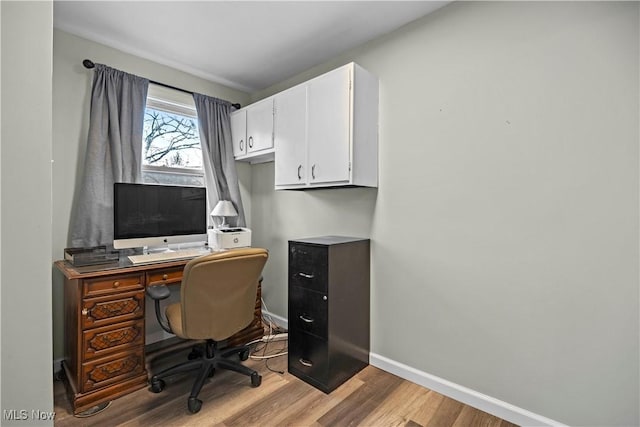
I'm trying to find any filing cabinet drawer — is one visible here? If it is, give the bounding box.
[82,319,145,360]
[147,266,183,286]
[82,290,144,329]
[289,243,327,292]
[288,330,328,386]
[289,286,328,339]
[83,273,143,297]
[81,348,144,393]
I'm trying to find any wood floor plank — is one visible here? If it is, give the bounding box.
[279,376,365,426]
[425,397,465,427]
[317,367,404,426]
[405,388,446,426]
[357,381,431,427]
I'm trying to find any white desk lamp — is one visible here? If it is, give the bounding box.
[210,200,237,229]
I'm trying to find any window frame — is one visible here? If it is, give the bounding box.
[142,84,204,181]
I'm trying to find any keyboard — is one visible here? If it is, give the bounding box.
[128,248,211,265]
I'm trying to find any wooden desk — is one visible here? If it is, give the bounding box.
[54,257,263,414]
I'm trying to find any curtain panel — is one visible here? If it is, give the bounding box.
[193,93,246,228]
[69,64,149,247]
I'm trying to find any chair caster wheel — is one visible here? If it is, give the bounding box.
[251,372,261,387]
[188,397,202,414]
[239,349,250,361]
[149,378,165,393]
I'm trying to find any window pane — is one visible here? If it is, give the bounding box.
[143,107,202,169]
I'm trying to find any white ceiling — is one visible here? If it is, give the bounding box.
[54,1,448,93]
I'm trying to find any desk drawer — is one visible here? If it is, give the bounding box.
[147,266,183,286]
[83,273,143,298]
[288,329,328,386]
[82,274,144,297]
[83,319,145,361]
[289,286,328,339]
[289,243,327,293]
[81,348,144,393]
[82,291,144,329]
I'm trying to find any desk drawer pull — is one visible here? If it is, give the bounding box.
[162,274,168,280]
[298,272,314,279]
[299,358,313,367]
[299,315,314,324]
[82,308,89,316]
[113,281,120,288]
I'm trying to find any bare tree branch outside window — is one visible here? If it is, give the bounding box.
[143,108,202,169]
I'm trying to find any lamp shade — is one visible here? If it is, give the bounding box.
[210,200,238,217]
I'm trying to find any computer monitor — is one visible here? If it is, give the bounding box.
[113,182,207,250]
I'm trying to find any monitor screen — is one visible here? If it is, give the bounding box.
[113,182,207,249]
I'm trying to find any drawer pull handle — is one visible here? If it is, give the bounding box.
[299,358,313,367]
[298,272,314,279]
[299,315,314,324]
[297,165,302,180]
[113,281,120,288]
[162,274,168,280]
[82,308,89,316]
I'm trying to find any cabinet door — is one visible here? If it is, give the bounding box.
[246,98,274,153]
[230,110,247,157]
[307,66,351,185]
[275,85,307,187]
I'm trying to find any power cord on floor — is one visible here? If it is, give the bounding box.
[250,298,288,374]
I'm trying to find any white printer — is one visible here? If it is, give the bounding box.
[207,227,251,250]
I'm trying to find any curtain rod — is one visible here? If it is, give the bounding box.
[82,59,241,110]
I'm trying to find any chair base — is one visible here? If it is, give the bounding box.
[149,340,261,413]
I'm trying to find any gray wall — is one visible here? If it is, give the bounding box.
[1,1,54,424]
[51,30,251,359]
[250,2,639,426]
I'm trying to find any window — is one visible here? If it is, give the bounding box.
[142,84,204,186]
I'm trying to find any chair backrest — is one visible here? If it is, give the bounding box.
[179,248,268,341]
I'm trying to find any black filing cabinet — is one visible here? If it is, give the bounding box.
[288,236,370,393]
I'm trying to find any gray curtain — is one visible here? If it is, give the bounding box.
[193,93,246,227]
[70,64,149,247]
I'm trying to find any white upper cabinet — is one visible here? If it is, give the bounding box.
[231,97,275,163]
[274,84,308,188]
[306,65,351,186]
[230,109,247,157]
[274,62,378,190]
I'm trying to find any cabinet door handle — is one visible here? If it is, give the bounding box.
[298,272,314,279]
[248,136,254,148]
[299,358,313,367]
[299,314,314,324]
[239,139,244,151]
[297,165,302,180]
[311,164,316,180]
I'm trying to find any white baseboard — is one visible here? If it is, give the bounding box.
[370,353,567,427]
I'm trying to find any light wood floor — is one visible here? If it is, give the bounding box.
[54,346,518,427]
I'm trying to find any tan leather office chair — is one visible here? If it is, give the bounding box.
[146,248,268,414]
